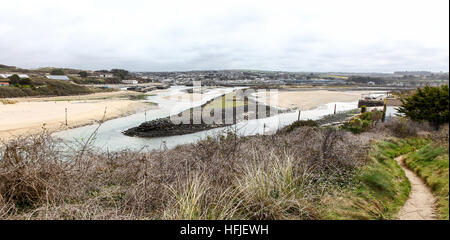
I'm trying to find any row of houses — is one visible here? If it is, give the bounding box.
[1,74,30,86]
[0,74,30,79]
[0,70,145,89]
[1,73,70,80]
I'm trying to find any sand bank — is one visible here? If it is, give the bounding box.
[255,90,367,110]
[0,91,155,140]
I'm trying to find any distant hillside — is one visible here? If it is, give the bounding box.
[33,67,86,75]
[0,65,89,75]
[0,64,16,69]
[0,77,99,98]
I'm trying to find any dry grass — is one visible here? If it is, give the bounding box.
[373,117,433,138]
[2,119,443,220]
[430,124,449,149]
[0,125,371,220]
[1,99,18,105]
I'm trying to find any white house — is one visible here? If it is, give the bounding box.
[99,74,114,78]
[122,80,139,84]
[46,75,70,81]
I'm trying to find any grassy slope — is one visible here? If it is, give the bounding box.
[404,143,449,219]
[0,78,96,98]
[325,138,428,219]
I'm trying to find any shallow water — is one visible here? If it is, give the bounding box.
[54,87,383,152]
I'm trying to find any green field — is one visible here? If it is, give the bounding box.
[203,92,248,110]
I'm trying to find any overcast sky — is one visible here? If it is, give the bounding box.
[0,0,448,72]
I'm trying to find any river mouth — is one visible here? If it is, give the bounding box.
[53,86,387,152]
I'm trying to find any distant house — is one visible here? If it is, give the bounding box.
[122,80,139,84]
[46,75,70,81]
[0,82,9,87]
[99,74,114,78]
[0,73,30,79]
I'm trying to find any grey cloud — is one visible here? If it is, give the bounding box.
[0,0,448,72]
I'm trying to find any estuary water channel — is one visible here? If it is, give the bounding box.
[54,86,391,152]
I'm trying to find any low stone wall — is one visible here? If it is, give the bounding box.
[386,98,402,106]
[358,99,384,108]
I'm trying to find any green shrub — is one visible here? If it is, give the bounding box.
[50,69,65,75]
[8,74,20,85]
[283,120,319,133]
[19,78,32,86]
[398,85,449,129]
[0,78,94,98]
[78,71,88,78]
[342,109,383,134]
[361,105,367,113]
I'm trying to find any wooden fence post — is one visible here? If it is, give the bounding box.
[382,99,387,122]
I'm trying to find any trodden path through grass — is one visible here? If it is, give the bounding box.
[396,155,437,220]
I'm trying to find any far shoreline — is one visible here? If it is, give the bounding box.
[0,90,157,141]
[2,86,374,143]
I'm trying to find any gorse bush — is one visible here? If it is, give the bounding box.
[341,109,383,133]
[282,120,318,133]
[361,105,367,113]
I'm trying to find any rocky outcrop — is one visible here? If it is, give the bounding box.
[123,117,223,138]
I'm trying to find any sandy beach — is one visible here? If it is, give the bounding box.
[0,91,155,140]
[255,90,367,110]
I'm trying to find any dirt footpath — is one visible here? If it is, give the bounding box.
[396,155,437,220]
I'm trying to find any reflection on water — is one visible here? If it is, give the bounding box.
[54,86,363,152]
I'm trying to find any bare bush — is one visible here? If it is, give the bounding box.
[430,124,449,149]
[375,117,432,138]
[0,126,370,219]
[0,132,70,212]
